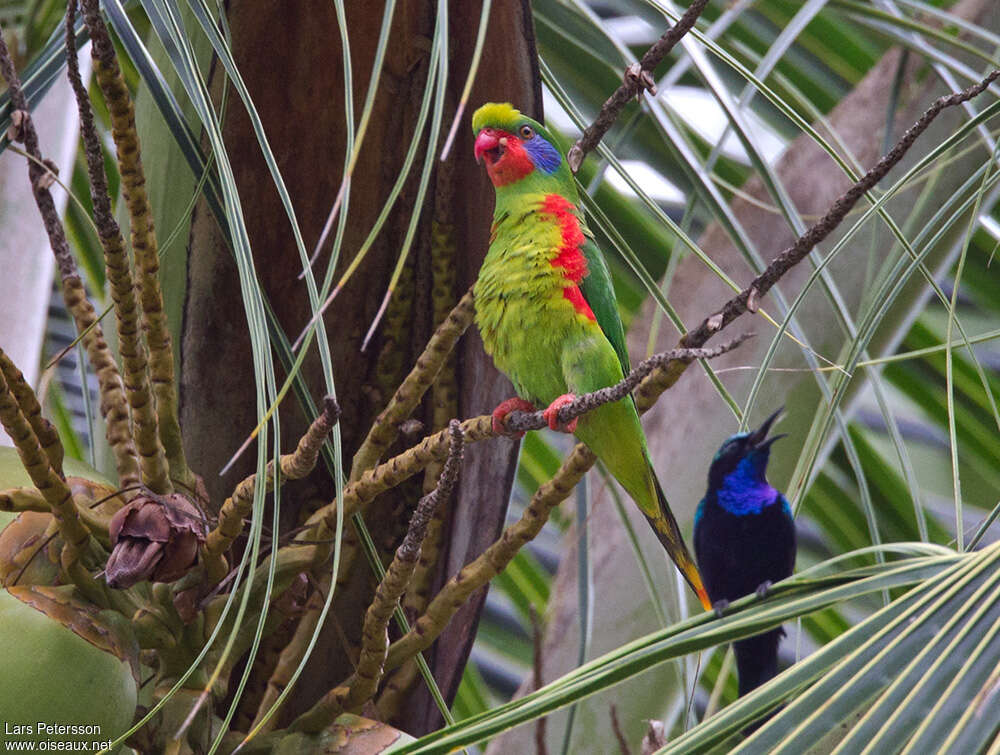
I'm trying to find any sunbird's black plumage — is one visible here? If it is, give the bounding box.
[694,409,796,697]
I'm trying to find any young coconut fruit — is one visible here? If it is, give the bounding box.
[0,448,138,753]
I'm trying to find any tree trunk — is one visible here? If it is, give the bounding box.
[171,0,540,735]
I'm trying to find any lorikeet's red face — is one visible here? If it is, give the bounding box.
[472,104,564,187]
[474,127,537,187]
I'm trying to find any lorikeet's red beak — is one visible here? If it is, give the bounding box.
[474,128,503,164]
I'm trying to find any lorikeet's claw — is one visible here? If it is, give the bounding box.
[491,397,536,438]
[543,394,578,433]
[755,580,773,600]
[712,599,729,619]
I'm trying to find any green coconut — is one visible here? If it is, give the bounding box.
[0,586,137,753]
[0,449,136,753]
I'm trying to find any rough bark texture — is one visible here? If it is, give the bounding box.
[178,0,538,735]
[490,1,999,752]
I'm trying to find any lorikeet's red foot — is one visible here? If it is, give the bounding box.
[543,393,578,433]
[491,397,536,438]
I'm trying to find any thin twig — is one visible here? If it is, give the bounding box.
[681,69,1000,350]
[610,705,631,755]
[299,336,748,551]
[566,0,711,172]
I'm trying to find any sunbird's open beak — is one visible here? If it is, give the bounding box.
[747,407,786,450]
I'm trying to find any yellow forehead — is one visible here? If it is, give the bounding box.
[472,102,523,133]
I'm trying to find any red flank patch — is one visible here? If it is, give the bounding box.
[541,194,595,320]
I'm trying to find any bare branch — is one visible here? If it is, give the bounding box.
[682,68,1000,350]
[501,334,753,433]
[567,0,711,171]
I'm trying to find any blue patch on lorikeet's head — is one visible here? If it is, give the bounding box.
[522,136,562,173]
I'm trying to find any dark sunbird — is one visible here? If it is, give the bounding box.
[694,409,797,695]
[471,102,711,611]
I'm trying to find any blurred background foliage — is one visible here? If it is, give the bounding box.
[1,0,999,752]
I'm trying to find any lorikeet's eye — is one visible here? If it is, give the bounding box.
[519,125,535,139]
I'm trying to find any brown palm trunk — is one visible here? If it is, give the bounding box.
[178,0,540,734]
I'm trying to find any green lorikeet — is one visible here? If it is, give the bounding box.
[472,102,711,611]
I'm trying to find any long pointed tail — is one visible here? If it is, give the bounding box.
[735,630,784,734]
[734,630,782,696]
[650,478,712,611]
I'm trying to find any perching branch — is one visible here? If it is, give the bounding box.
[241,335,747,722]
[502,335,754,434]
[290,422,465,732]
[368,343,747,674]
[226,334,747,602]
[566,0,711,172]
[0,28,141,490]
[298,336,748,550]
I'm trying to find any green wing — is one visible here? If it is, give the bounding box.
[579,238,630,375]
